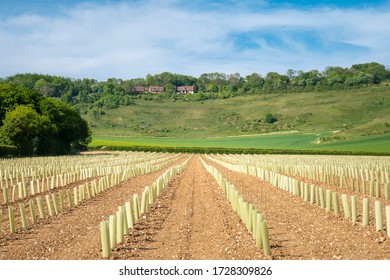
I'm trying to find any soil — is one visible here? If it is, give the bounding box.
[0,155,389,260]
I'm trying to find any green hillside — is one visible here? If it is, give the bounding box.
[86,86,390,142]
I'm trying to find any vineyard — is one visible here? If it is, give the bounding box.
[0,152,389,260]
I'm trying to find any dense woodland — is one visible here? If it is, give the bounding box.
[0,83,91,156]
[0,61,389,156]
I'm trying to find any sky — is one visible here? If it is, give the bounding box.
[0,0,389,81]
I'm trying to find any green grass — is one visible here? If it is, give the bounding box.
[90,132,321,149]
[90,133,390,153]
[314,134,390,152]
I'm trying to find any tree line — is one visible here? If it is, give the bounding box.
[1,62,389,109]
[0,82,91,156]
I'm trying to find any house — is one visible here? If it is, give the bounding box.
[149,86,165,93]
[176,85,195,94]
[133,86,147,93]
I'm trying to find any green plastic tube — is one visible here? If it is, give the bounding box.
[3,187,8,204]
[45,194,53,217]
[66,189,73,208]
[125,201,134,229]
[260,221,271,256]
[109,214,117,250]
[59,190,65,211]
[11,185,16,202]
[247,204,254,233]
[19,203,28,229]
[18,183,23,199]
[52,193,59,215]
[255,213,263,248]
[252,208,258,239]
[319,188,325,209]
[86,183,91,199]
[100,221,111,258]
[8,205,16,234]
[116,210,124,244]
[37,196,46,220]
[341,194,350,220]
[369,181,374,197]
[140,189,149,215]
[326,189,332,213]
[375,200,383,231]
[375,182,380,199]
[310,185,315,204]
[362,198,369,226]
[133,194,140,223]
[120,205,128,236]
[73,187,78,207]
[29,199,37,224]
[351,195,357,223]
[315,186,319,206]
[304,183,309,202]
[332,192,340,217]
[385,183,389,200]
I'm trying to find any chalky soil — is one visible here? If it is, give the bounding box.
[0,155,388,260]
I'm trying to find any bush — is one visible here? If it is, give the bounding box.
[264,113,277,124]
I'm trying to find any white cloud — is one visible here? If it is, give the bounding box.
[0,1,389,80]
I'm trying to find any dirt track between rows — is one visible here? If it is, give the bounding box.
[0,155,389,260]
[112,155,264,260]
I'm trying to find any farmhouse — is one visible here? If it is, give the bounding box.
[176,85,195,94]
[149,86,165,93]
[133,85,195,94]
[132,86,147,93]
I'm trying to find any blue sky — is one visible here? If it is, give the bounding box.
[1,0,389,80]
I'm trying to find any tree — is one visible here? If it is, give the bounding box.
[350,62,388,84]
[40,98,91,153]
[0,105,53,155]
[324,66,347,87]
[0,82,92,155]
[264,72,290,91]
[207,82,218,92]
[0,83,43,125]
[245,73,264,93]
[34,78,55,96]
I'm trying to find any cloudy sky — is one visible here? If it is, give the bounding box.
[1,0,389,80]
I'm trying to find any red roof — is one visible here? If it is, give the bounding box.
[149,86,165,93]
[177,86,195,93]
[133,86,147,92]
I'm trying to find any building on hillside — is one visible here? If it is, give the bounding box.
[176,85,195,94]
[149,86,165,93]
[133,86,147,93]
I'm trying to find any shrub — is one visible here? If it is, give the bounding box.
[264,113,277,124]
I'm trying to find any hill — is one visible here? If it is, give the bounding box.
[85,86,390,144]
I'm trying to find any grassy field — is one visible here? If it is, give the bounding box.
[86,86,390,153]
[90,132,322,149]
[90,133,390,153]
